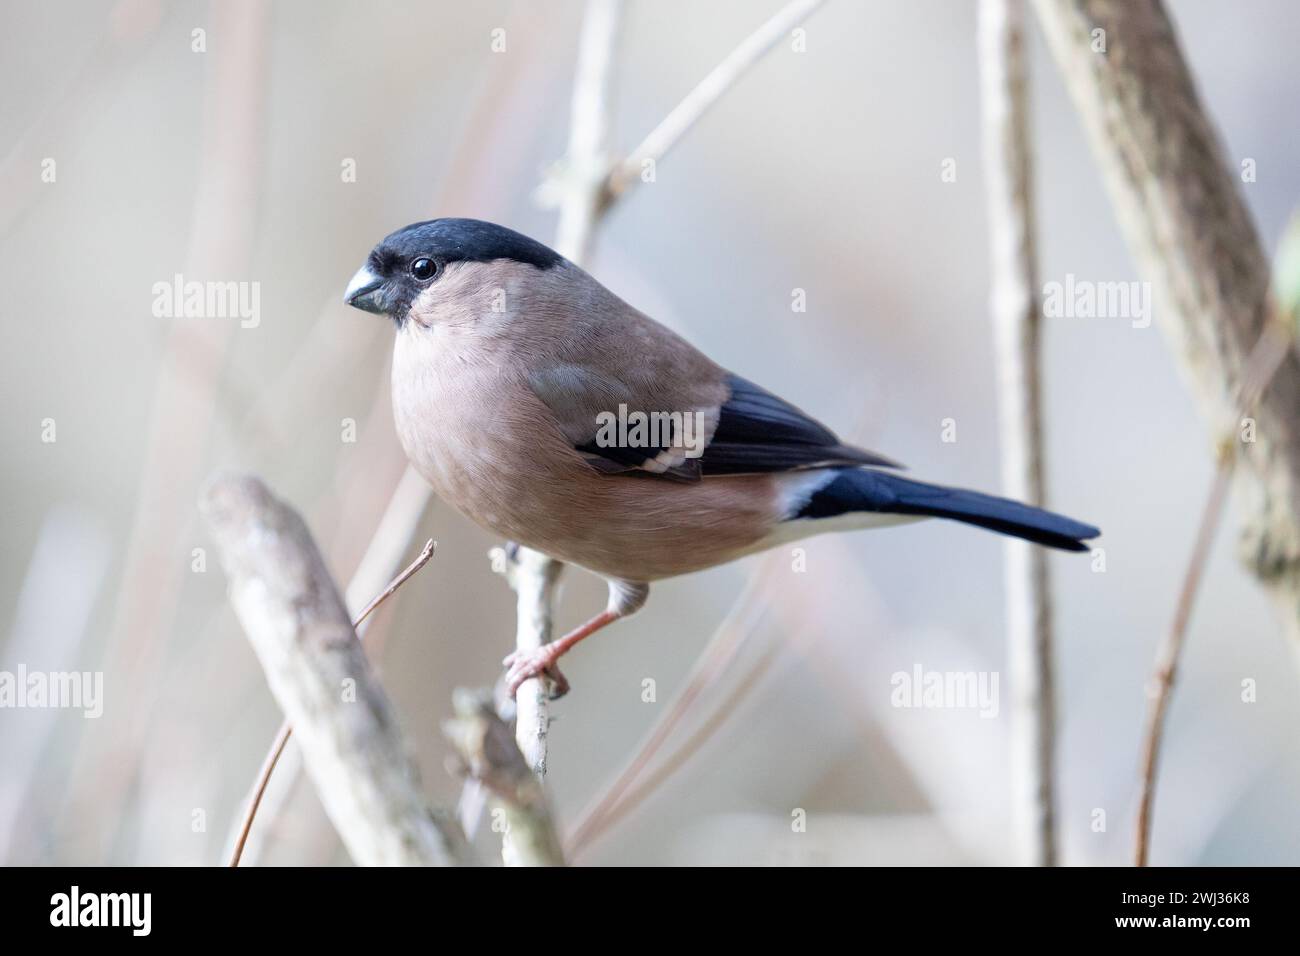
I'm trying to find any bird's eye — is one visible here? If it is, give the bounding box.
[410,258,437,281]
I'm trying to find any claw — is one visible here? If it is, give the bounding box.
[503,646,570,699]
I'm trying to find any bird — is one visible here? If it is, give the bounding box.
[344,217,1099,697]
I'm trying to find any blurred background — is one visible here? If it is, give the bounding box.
[2,0,1298,866]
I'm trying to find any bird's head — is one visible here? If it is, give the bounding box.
[344,218,565,328]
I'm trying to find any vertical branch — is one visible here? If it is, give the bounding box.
[479,0,826,854]
[978,0,1056,866]
[492,545,564,779]
[498,0,623,824]
[552,0,625,265]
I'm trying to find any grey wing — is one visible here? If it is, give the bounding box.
[530,365,901,482]
[528,363,711,480]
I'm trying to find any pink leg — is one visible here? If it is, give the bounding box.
[503,609,620,699]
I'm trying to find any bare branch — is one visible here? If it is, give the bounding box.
[444,689,564,867]
[552,0,625,264]
[978,0,1056,867]
[226,537,435,866]
[492,0,623,837]
[201,474,470,867]
[604,0,830,201]
[229,464,436,865]
[490,545,565,779]
[479,0,832,851]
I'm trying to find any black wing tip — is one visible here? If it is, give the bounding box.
[833,444,905,471]
[1037,527,1100,552]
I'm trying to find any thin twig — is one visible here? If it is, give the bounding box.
[552,0,624,265]
[352,538,437,625]
[491,545,564,780]
[477,0,624,868]
[227,721,292,868]
[482,2,627,849]
[978,0,1056,867]
[1134,315,1293,866]
[603,0,830,202]
[472,0,835,846]
[227,537,435,867]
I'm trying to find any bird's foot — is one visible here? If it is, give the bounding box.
[503,646,570,699]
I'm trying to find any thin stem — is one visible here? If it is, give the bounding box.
[1134,316,1293,866]
[604,0,830,201]
[1133,461,1231,867]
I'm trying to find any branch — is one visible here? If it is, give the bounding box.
[512,0,826,816]
[1031,0,1300,638]
[488,1,624,835]
[475,0,834,849]
[603,0,830,202]
[978,0,1057,867]
[227,463,435,865]
[226,536,435,866]
[444,689,564,867]
[201,474,471,866]
[552,0,625,264]
[490,544,565,779]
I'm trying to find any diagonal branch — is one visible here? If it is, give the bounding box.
[201,474,471,867]
[603,0,830,203]
[1031,0,1300,640]
[226,537,435,866]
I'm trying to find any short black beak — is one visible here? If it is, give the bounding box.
[344,265,387,315]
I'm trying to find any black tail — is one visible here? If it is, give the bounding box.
[797,468,1099,552]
